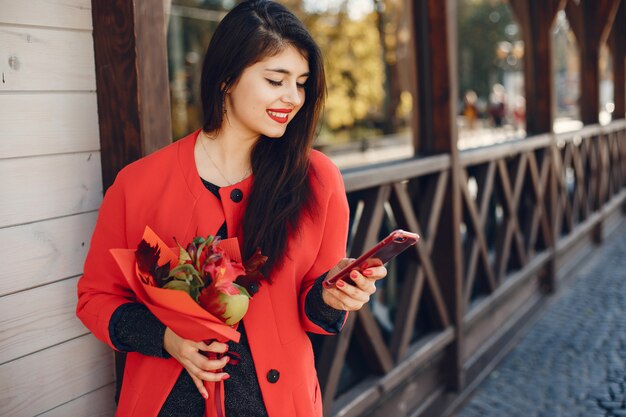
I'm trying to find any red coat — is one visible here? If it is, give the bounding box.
[76,130,349,417]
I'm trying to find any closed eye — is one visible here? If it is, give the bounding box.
[266,78,307,89]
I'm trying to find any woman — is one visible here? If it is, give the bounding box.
[76,1,387,416]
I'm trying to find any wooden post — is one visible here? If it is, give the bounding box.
[565,0,621,244]
[565,0,622,125]
[413,0,464,391]
[509,0,565,291]
[509,0,566,135]
[544,146,559,293]
[610,0,626,119]
[92,0,172,191]
[91,0,172,396]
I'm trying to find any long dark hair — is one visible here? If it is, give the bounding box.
[200,0,326,274]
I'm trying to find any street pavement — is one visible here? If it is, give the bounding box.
[457,222,626,417]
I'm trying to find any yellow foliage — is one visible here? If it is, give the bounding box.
[396,91,413,119]
[308,12,385,130]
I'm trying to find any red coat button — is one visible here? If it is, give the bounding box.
[230,188,243,203]
[267,369,280,383]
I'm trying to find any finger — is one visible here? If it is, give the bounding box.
[177,342,201,364]
[347,271,377,294]
[359,258,383,269]
[326,258,357,283]
[191,367,230,383]
[186,358,230,382]
[362,266,387,280]
[337,258,356,269]
[197,370,230,382]
[193,352,230,372]
[184,361,208,381]
[190,373,209,400]
[195,340,211,352]
[323,288,361,311]
[335,279,370,304]
[322,286,348,311]
[200,340,228,354]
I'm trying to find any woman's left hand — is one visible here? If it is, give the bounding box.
[321,258,387,311]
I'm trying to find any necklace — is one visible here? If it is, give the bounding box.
[200,131,251,186]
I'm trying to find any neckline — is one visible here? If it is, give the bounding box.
[199,130,252,187]
[181,129,254,200]
[200,177,221,189]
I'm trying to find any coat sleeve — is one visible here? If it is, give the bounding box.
[298,160,350,334]
[76,175,135,349]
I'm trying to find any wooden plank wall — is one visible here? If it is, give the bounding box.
[0,1,116,416]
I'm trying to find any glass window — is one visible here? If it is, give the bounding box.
[599,43,614,125]
[167,1,233,140]
[457,0,524,149]
[552,10,582,133]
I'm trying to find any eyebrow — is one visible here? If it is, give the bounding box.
[265,68,310,77]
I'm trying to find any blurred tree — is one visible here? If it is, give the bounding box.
[375,0,410,134]
[295,0,412,142]
[310,10,384,137]
[458,0,520,102]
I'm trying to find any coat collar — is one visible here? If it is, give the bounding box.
[178,129,254,202]
[178,129,254,241]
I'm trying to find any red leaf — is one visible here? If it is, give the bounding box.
[244,248,268,274]
[136,239,160,277]
[236,248,269,294]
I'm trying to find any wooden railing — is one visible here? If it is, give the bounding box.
[314,120,626,417]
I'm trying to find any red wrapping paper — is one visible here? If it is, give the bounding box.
[110,226,242,416]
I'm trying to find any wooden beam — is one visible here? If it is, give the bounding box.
[91,0,172,396]
[565,0,622,125]
[412,0,463,392]
[320,185,390,413]
[405,0,421,153]
[92,0,172,191]
[545,145,559,293]
[354,306,394,374]
[509,0,566,134]
[610,0,626,118]
[414,0,459,154]
[318,315,357,416]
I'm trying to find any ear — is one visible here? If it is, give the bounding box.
[220,77,232,94]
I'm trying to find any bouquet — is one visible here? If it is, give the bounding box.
[110,226,267,414]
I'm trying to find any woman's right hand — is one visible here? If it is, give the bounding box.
[163,327,230,399]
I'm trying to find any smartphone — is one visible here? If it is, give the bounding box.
[323,229,420,288]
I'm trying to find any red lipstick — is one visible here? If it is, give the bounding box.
[267,108,292,124]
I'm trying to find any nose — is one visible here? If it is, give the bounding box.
[282,83,304,107]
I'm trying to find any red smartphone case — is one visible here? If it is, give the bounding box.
[323,229,419,287]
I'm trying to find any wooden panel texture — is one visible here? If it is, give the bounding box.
[37,383,116,417]
[0,93,99,158]
[0,0,92,30]
[0,2,110,416]
[0,212,97,296]
[0,335,114,417]
[0,277,87,364]
[0,26,96,91]
[0,152,103,228]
